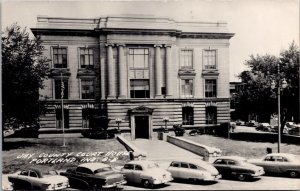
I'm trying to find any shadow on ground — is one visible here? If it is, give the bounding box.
[172,178,218,185]
[2,141,37,151]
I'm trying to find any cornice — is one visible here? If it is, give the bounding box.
[31,28,98,37]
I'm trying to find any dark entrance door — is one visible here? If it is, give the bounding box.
[135,116,149,139]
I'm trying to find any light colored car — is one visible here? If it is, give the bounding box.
[213,156,264,181]
[167,159,221,182]
[121,160,173,188]
[248,153,300,178]
[8,168,69,190]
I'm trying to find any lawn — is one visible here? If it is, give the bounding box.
[2,134,129,174]
[183,134,300,159]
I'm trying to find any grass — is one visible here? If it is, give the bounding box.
[183,134,300,159]
[2,135,129,174]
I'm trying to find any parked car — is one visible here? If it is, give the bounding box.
[167,159,221,182]
[256,123,272,132]
[245,120,258,127]
[121,160,173,188]
[213,156,264,181]
[248,153,300,178]
[60,162,126,189]
[8,168,68,190]
[285,123,300,135]
[288,125,300,135]
[235,120,245,126]
[3,129,15,137]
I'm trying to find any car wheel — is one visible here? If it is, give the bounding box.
[288,171,299,178]
[142,179,152,188]
[237,174,246,181]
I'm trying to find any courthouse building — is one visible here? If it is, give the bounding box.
[31,15,234,139]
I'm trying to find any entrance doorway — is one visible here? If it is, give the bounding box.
[135,116,149,139]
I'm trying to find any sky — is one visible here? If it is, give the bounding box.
[1,0,299,81]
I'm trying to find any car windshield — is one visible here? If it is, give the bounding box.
[147,163,159,169]
[94,167,112,174]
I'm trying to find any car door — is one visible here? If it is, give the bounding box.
[122,164,134,183]
[177,162,190,180]
[275,156,289,173]
[227,160,240,175]
[214,159,230,177]
[260,156,277,173]
[167,161,180,179]
[28,170,41,189]
[132,165,143,184]
[188,163,201,180]
[75,167,94,186]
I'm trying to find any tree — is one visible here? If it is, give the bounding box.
[236,42,299,133]
[2,24,50,130]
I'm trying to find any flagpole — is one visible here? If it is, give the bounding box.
[61,72,66,147]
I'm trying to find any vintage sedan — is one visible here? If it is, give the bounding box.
[256,123,272,132]
[213,156,264,181]
[248,153,300,178]
[60,162,126,189]
[167,159,221,182]
[121,160,173,188]
[8,168,69,190]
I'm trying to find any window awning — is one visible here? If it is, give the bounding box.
[81,103,95,109]
[182,102,194,107]
[54,104,69,109]
[205,102,217,107]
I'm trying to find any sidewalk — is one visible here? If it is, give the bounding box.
[130,137,203,168]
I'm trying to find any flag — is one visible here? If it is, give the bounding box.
[61,80,64,99]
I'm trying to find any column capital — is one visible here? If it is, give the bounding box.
[116,43,126,47]
[105,43,115,47]
[154,44,163,48]
[164,44,172,48]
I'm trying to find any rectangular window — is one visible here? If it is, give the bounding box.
[82,109,95,128]
[180,50,193,69]
[53,48,67,68]
[81,80,94,99]
[129,48,149,69]
[161,87,166,96]
[130,79,150,98]
[206,106,217,124]
[56,109,69,129]
[203,50,216,70]
[55,80,68,99]
[181,79,193,98]
[205,79,217,98]
[80,48,94,69]
[182,107,194,125]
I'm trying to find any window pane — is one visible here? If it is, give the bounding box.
[204,50,216,69]
[89,55,94,66]
[206,106,217,124]
[80,55,85,66]
[130,80,150,98]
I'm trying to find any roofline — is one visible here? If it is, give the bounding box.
[31,27,234,39]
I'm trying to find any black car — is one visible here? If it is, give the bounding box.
[213,156,264,181]
[60,163,126,189]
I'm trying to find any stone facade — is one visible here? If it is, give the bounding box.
[32,15,234,139]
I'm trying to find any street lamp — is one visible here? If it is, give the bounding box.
[271,67,287,153]
[162,117,169,132]
[115,118,122,133]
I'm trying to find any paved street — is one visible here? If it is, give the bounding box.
[121,175,300,190]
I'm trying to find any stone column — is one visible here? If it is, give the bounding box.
[154,44,163,98]
[106,44,116,99]
[165,44,173,97]
[118,44,126,98]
